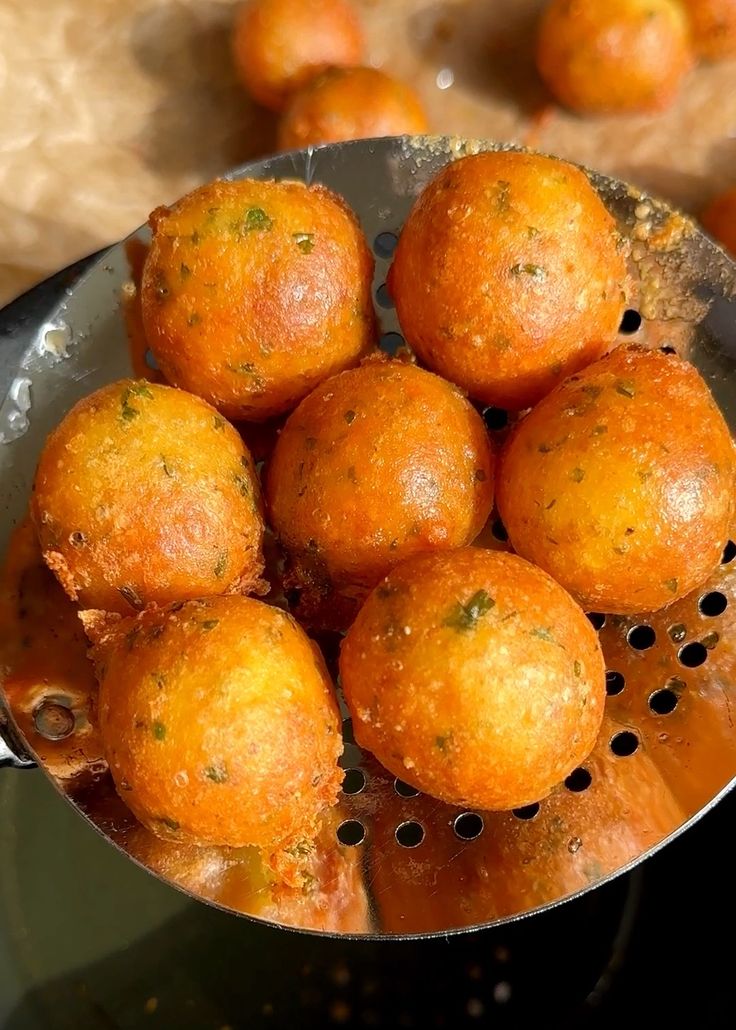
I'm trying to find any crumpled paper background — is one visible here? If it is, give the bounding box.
[1,0,735,307]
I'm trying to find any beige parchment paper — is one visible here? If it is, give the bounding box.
[1,0,735,307]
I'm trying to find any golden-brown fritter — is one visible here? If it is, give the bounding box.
[388,150,628,411]
[497,348,736,613]
[32,380,264,615]
[265,359,494,627]
[681,0,736,59]
[232,0,363,112]
[87,595,342,859]
[278,66,428,150]
[141,178,375,421]
[536,0,693,114]
[340,547,605,811]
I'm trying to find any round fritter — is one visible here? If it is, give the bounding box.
[340,548,605,811]
[278,66,429,150]
[265,360,494,623]
[682,0,736,59]
[497,348,736,614]
[141,178,375,421]
[387,151,628,411]
[232,0,363,112]
[87,595,342,853]
[32,380,264,615]
[702,186,736,256]
[536,0,693,114]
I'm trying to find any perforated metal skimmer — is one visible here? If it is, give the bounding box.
[1,136,735,938]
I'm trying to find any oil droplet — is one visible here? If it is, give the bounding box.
[436,67,455,90]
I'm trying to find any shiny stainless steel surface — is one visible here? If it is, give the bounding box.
[1,136,735,938]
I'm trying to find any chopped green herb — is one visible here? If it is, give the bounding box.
[494,180,511,212]
[152,721,166,741]
[234,472,251,497]
[570,467,586,483]
[180,262,191,280]
[204,762,228,783]
[214,551,228,578]
[285,840,312,857]
[444,589,495,631]
[202,619,219,631]
[161,455,174,477]
[187,312,201,327]
[500,609,518,622]
[435,733,453,752]
[241,207,273,233]
[293,232,315,253]
[592,424,608,436]
[581,385,602,399]
[120,382,153,421]
[638,469,652,482]
[346,465,357,483]
[526,225,541,238]
[664,577,678,593]
[613,544,629,555]
[191,230,201,244]
[539,442,554,454]
[158,816,180,831]
[531,626,555,643]
[546,498,557,509]
[573,660,582,677]
[344,409,356,424]
[119,585,144,610]
[510,263,546,282]
[213,415,226,431]
[615,380,636,398]
[151,673,166,689]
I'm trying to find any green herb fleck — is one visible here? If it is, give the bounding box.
[120,382,153,421]
[202,619,219,631]
[180,263,191,280]
[526,225,541,238]
[510,263,546,282]
[151,673,166,689]
[570,467,585,483]
[187,312,201,327]
[213,415,226,431]
[581,385,602,399]
[546,498,557,509]
[592,424,608,436]
[158,816,179,831]
[573,660,582,677]
[539,442,554,454]
[638,469,652,482]
[285,840,312,857]
[346,465,357,483]
[435,733,453,752]
[292,232,315,253]
[152,721,166,741]
[615,380,636,398]
[161,455,174,477]
[664,577,678,593]
[344,409,356,424]
[214,551,228,578]
[531,626,555,643]
[119,585,144,610]
[494,180,511,212]
[234,472,251,497]
[204,762,228,783]
[241,207,273,233]
[444,589,495,631]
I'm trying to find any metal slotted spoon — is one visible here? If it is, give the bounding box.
[1,136,736,939]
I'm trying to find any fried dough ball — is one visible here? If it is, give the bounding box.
[702,186,736,256]
[266,360,494,626]
[536,0,693,114]
[31,380,264,616]
[278,66,429,150]
[232,0,363,112]
[340,548,605,811]
[497,348,736,614]
[141,178,375,421]
[682,0,736,59]
[86,595,342,858]
[388,151,627,411]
